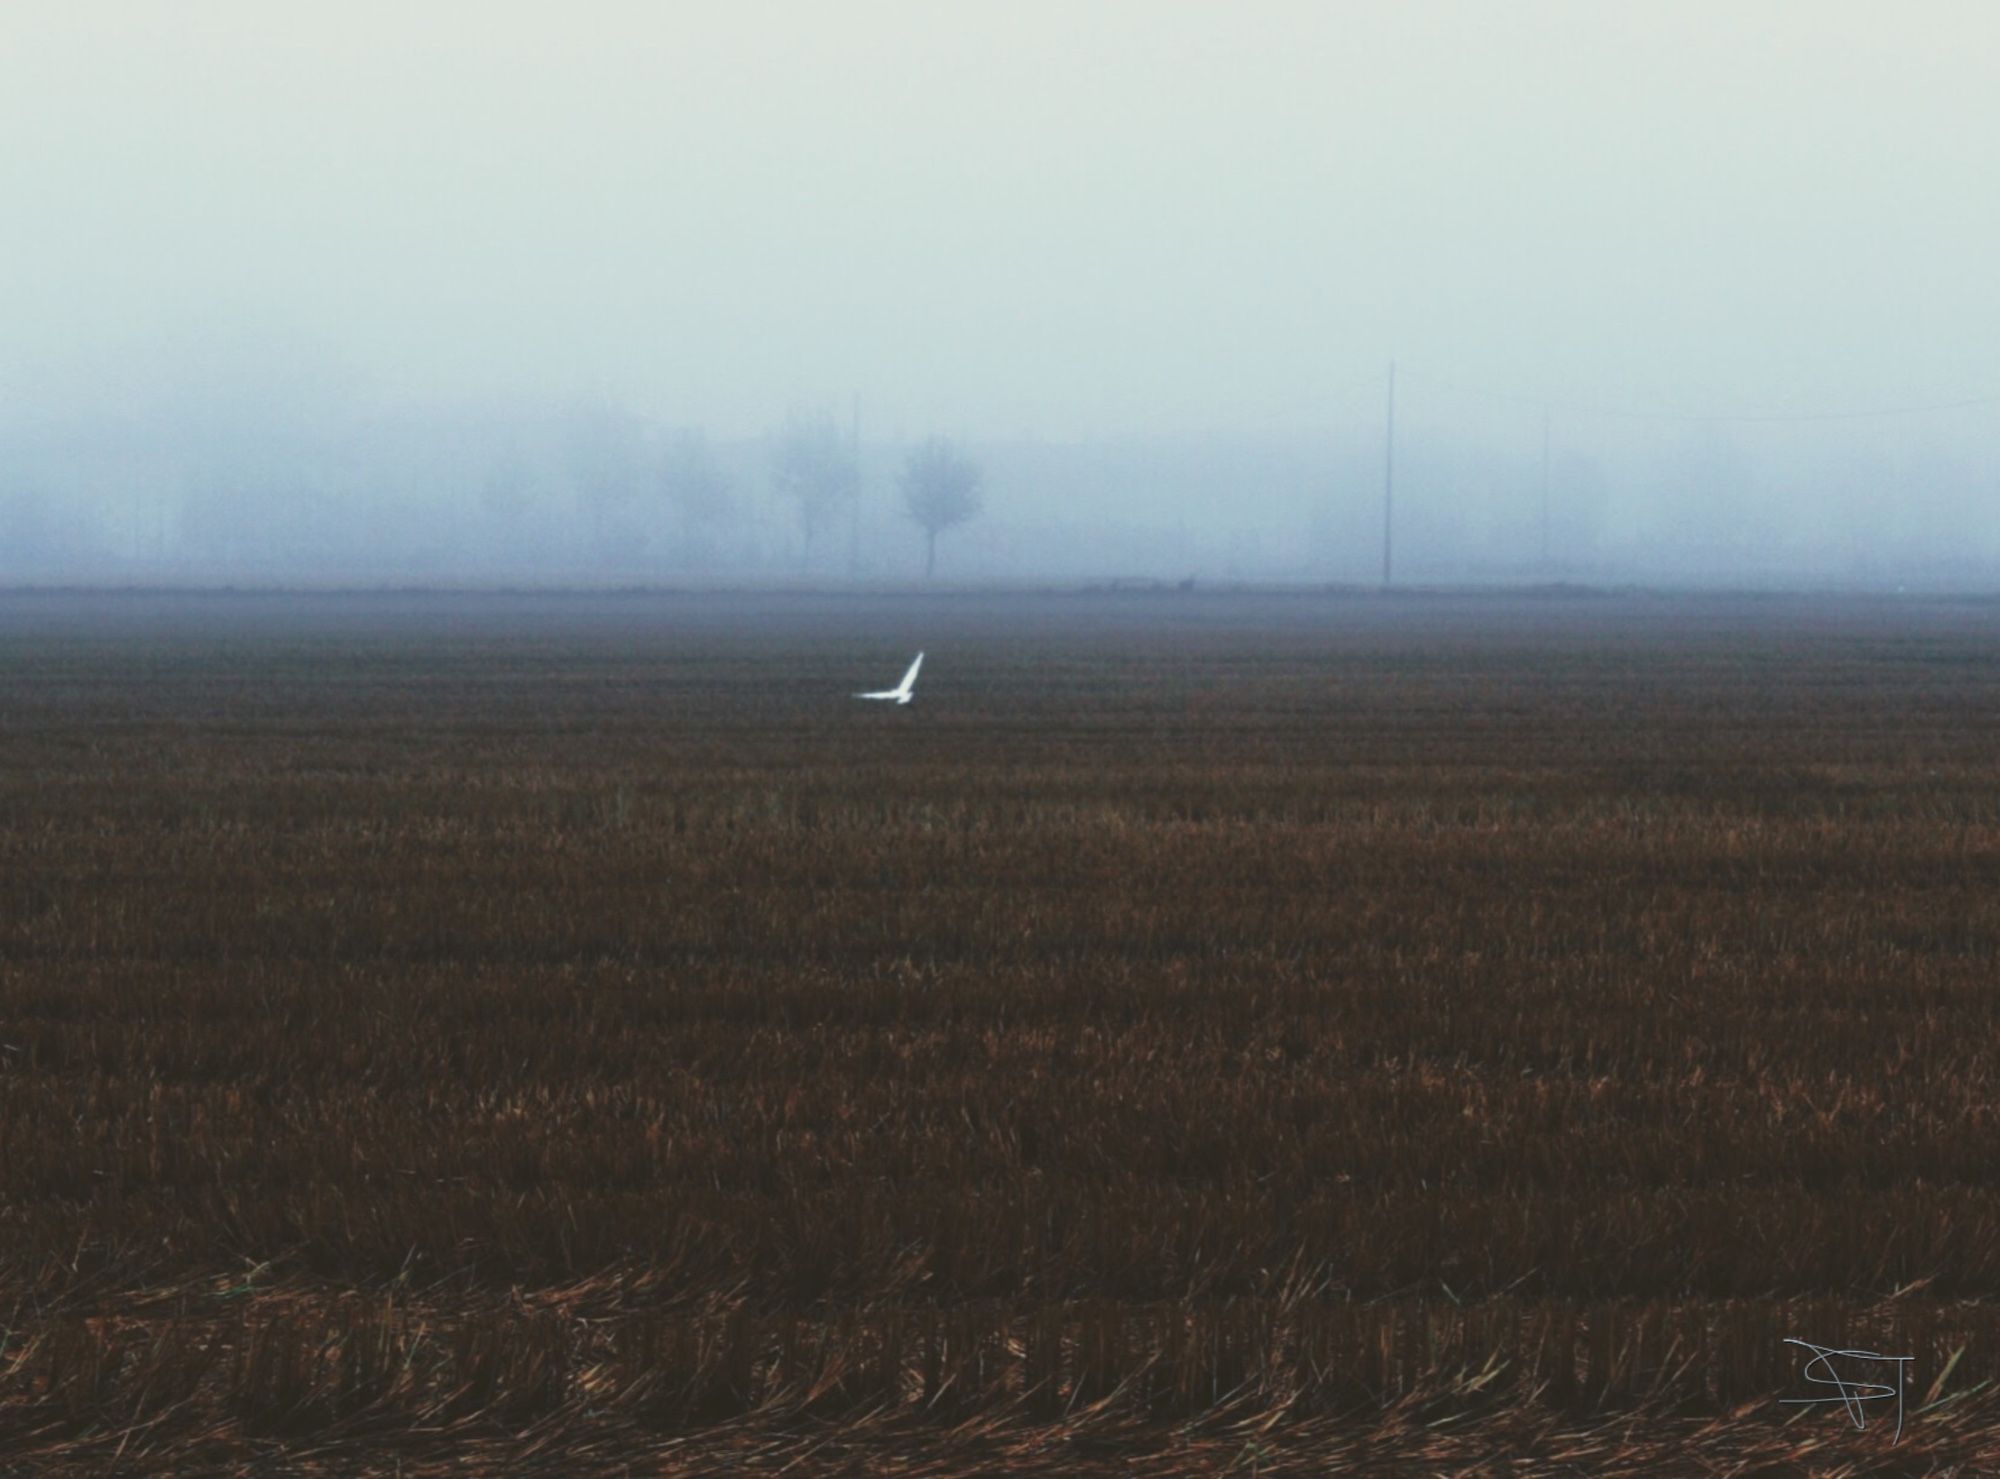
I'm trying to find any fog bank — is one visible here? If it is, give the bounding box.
[3,3,1996,587]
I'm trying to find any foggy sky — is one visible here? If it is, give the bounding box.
[2,4,1997,586]
[8,2,1998,437]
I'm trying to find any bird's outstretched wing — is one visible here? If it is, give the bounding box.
[855,652,924,702]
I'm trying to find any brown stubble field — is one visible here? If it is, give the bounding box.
[2,588,1999,1474]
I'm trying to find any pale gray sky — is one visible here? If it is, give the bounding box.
[5,1,1998,437]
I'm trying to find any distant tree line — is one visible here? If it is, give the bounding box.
[551,404,988,579]
[7,387,2000,585]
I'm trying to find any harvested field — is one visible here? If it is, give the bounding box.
[2,588,1998,1473]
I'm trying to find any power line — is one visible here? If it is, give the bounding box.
[1208,376,1389,426]
[1397,369,2000,424]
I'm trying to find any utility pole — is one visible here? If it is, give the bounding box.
[1539,404,1552,570]
[847,393,861,581]
[1381,360,1396,587]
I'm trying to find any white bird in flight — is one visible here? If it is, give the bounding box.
[855,651,923,705]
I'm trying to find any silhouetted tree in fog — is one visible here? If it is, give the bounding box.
[0,488,107,577]
[771,413,856,572]
[563,402,648,568]
[659,429,735,568]
[480,450,533,520]
[900,437,982,579]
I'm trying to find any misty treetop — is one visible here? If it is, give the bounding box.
[770,412,859,572]
[900,437,983,579]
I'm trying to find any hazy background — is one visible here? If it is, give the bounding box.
[2,1,1996,585]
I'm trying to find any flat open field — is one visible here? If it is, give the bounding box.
[3,589,1999,1473]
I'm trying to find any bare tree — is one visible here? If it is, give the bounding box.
[658,428,734,569]
[771,412,856,572]
[479,448,533,520]
[900,437,982,579]
[562,401,648,568]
